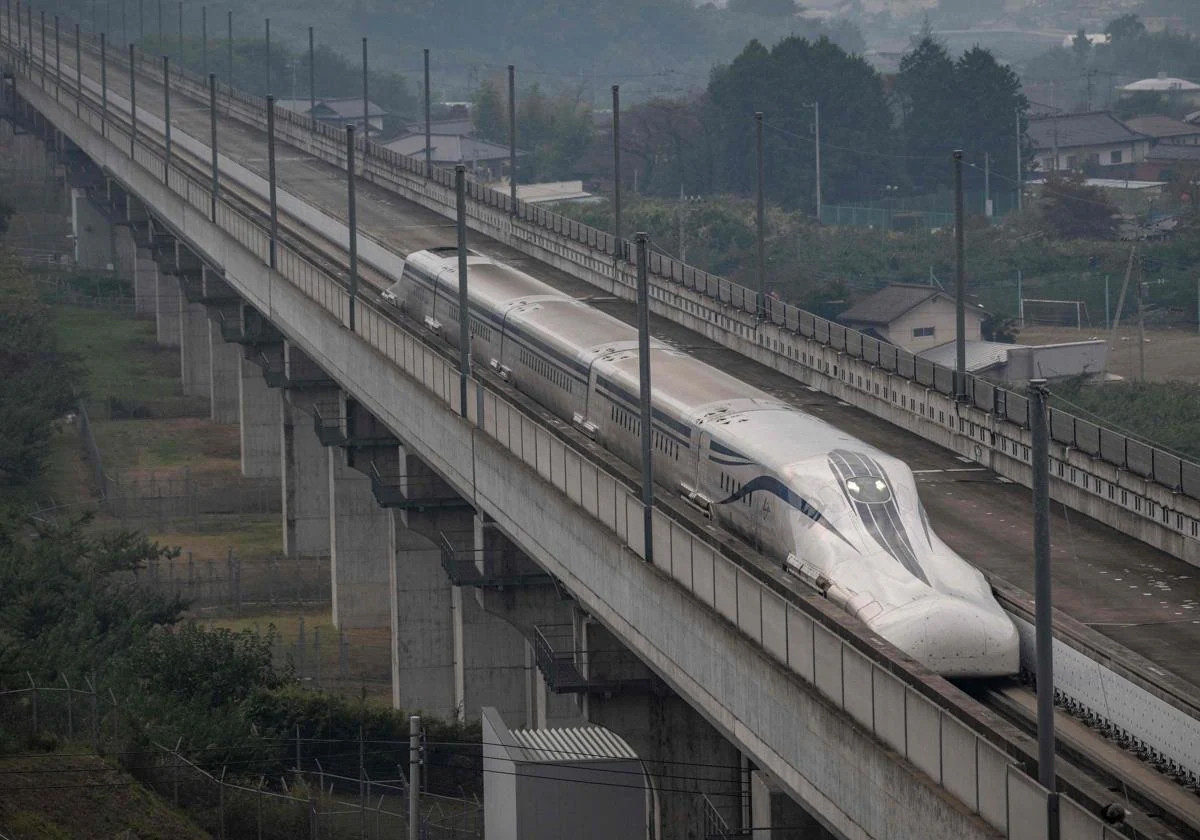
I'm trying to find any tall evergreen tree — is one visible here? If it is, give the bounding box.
[955,47,1029,198]
[895,33,959,190]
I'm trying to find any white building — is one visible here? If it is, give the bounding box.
[838,284,987,354]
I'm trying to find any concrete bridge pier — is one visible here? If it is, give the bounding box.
[239,355,282,478]
[201,276,243,425]
[124,198,157,316]
[68,186,113,269]
[145,221,181,347]
[576,618,749,840]
[469,523,584,729]
[750,770,833,840]
[272,346,337,563]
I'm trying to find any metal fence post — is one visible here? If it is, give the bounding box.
[129,42,136,157]
[162,54,171,180]
[267,93,277,267]
[27,673,37,733]
[63,674,74,739]
[346,124,358,331]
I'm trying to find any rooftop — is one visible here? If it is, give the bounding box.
[383,133,523,163]
[1122,115,1200,139]
[1144,144,1200,162]
[1027,111,1145,152]
[508,725,638,763]
[839,283,986,327]
[276,97,388,119]
[918,340,1013,372]
[1119,74,1200,93]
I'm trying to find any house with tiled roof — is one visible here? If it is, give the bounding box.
[838,284,987,354]
[1027,112,1150,173]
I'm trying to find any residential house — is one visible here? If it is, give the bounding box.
[382,133,525,182]
[1027,111,1149,173]
[276,97,388,137]
[1122,115,1200,146]
[838,284,987,355]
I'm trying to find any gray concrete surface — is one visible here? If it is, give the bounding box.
[281,388,334,560]
[178,297,210,396]
[207,317,240,423]
[238,355,282,479]
[154,270,180,346]
[328,444,393,630]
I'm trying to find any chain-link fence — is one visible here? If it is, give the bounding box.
[103,468,281,529]
[0,679,482,839]
[143,551,331,609]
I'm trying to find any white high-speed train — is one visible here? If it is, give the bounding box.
[383,247,1019,677]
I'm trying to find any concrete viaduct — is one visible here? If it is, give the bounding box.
[2,19,1186,839]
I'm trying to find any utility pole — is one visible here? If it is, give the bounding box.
[346,125,358,333]
[175,0,180,67]
[308,27,314,114]
[200,4,205,79]
[162,55,171,179]
[1110,246,1136,332]
[953,150,967,401]
[635,232,654,566]
[985,151,992,218]
[455,165,470,418]
[1105,275,1111,329]
[1029,378,1059,840]
[226,10,231,87]
[408,716,420,840]
[129,43,136,157]
[209,73,218,222]
[361,37,368,157]
[755,111,765,319]
[1137,279,1146,381]
[1017,269,1024,327]
[264,17,269,95]
[423,49,431,177]
[813,100,822,221]
[1015,108,1023,211]
[100,33,107,138]
[678,184,685,263]
[612,84,621,260]
[508,64,517,211]
[266,94,278,268]
[156,0,161,54]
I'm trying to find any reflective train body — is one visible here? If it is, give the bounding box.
[385,248,1019,677]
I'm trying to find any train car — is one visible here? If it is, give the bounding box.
[385,248,1019,677]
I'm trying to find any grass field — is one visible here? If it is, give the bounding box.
[0,749,211,840]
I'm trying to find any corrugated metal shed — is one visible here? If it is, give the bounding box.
[510,725,638,763]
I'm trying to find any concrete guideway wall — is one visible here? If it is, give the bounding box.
[124,50,1200,569]
[11,68,1127,840]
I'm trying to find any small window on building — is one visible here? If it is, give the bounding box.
[1110,150,1123,164]
[912,326,935,338]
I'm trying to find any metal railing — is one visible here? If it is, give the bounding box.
[436,532,551,589]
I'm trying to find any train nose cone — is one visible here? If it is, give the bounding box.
[870,596,1019,678]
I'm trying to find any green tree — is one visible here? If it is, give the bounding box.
[1040,171,1118,239]
[0,262,85,485]
[471,79,506,145]
[896,33,959,190]
[955,47,1029,197]
[1104,14,1146,42]
[705,36,891,207]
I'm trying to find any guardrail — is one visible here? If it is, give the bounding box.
[5,29,1148,839]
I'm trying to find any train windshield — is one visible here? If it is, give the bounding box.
[844,476,892,504]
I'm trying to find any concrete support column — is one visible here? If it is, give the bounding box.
[239,356,282,478]
[133,247,158,316]
[583,620,744,840]
[328,444,393,630]
[179,295,211,397]
[388,507,456,716]
[208,318,241,424]
[155,271,181,347]
[69,187,113,268]
[751,770,831,840]
[113,224,137,294]
[280,389,335,562]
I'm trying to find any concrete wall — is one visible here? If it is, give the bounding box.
[239,356,282,478]
[886,296,984,353]
[179,297,211,396]
[281,389,333,560]
[328,445,392,630]
[208,318,240,423]
[70,187,113,268]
